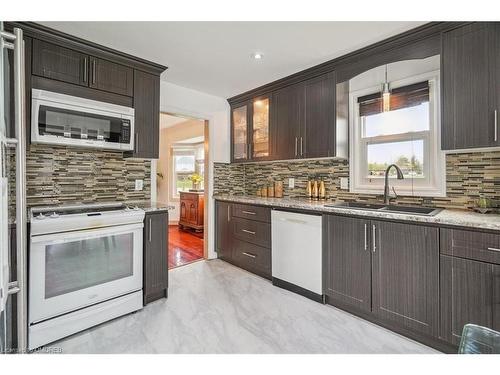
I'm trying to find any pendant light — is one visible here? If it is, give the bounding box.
[382,65,391,112]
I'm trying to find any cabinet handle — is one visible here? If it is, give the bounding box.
[241,210,256,215]
[242,252,256,259]
[135,132,139,153]
[364,223,368,251]
[149,218,152,242]
[92,59,96,84]
[83,57,88,83]
[295,137,298,157]
[300,137,303,157]
[487,247,500,252]
[242,229,256,235]
[495,110,498,142]
[227,205,231,222]
[372,224,376,253]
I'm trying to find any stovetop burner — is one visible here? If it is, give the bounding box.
[31,202,142,220]
[30,202,146,235]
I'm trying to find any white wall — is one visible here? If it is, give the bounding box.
[155,81,230,259]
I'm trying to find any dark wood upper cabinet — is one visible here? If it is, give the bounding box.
[303,72,336,158]
[324,215,372,312]
[230,96,272,162]
[371,221,439,337]
[89,57,134,97]
[231,72,337,163]
[32,39,89,87]
[440,255,500,345]
[143,211,169,305]
[272,82,304,160]
[231,103,249,162]
[130,70,160,159]
[442,22,500,150]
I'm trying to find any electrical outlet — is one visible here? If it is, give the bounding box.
[135,179,144,191]
[288,178,295,189]
[340,177,349,190]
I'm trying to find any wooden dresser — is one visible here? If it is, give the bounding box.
[179,192,204,232]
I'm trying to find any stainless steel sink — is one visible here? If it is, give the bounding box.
[380,205,442,216]
[324,202,442,216]
[324,202,385,211]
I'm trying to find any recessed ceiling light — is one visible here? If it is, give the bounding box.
[252,53,263,60]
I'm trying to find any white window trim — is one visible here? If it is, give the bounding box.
[171,147,197,200]
[349,70,446,197]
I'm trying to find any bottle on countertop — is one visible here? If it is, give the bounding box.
[306,180,313,199]
[274,181,283,198]
[312,180,319,200]
[319,179,326,200]
[268,184,275,198]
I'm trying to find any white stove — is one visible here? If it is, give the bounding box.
[30,202,144,235]
[28,202,145,350]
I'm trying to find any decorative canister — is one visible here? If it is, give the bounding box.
[268,184,275,198]
[256,188,261,197]
[274,181,283,198]
[261,186,268,197]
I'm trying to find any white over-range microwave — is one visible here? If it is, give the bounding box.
[31,89,135,151]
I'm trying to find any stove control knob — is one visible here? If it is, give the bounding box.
[50,212,60,218]
[134,206,139,210]
[35,213,46,220]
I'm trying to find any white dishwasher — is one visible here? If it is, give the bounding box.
[271,210,323,300]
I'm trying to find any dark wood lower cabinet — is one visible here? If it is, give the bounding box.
[215,201,271,279]
[143,211,169,305]
[216,205,500,352]
[215,201,232,261]
[440,255,500,345]
[371,220,440,337]
[324,214,445,349]
[324,215,372,312]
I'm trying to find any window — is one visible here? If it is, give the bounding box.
[350,71,445,197]
[171,145,205,199]
[172,149,196,198]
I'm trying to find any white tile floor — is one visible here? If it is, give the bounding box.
[52,259,438,354]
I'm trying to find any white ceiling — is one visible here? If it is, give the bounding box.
[40,21,426,98]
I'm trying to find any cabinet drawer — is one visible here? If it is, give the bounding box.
[233,217,271,248]
[180,193,199,202]
[232,239,271,279]
[441,228,500,265]
[232,203,271,223]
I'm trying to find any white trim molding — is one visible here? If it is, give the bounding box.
[349,70,446,197]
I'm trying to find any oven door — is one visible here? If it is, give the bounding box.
[29,223,143,324]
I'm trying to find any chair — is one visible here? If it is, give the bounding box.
[458,324,500,354]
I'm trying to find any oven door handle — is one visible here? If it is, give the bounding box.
[30,222,144,244]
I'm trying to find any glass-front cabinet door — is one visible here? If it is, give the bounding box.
[231,104,248,161]
[251,96,270,159]
[231,96,271,162]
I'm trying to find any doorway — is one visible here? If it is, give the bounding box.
[157,113,208,269]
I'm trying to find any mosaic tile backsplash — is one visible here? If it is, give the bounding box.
[24,144,151,208]
[213,151,500,210]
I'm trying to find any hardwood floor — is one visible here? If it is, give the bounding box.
[168,225,204,269]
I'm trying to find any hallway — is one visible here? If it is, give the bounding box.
[168,225,204,269]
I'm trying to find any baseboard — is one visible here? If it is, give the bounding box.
[272,277,323,303]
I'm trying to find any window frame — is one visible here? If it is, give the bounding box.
[171,147,197,200]
[349,70,445,197]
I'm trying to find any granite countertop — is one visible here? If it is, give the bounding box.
[125,200,174,213]
[213,195,500,232]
